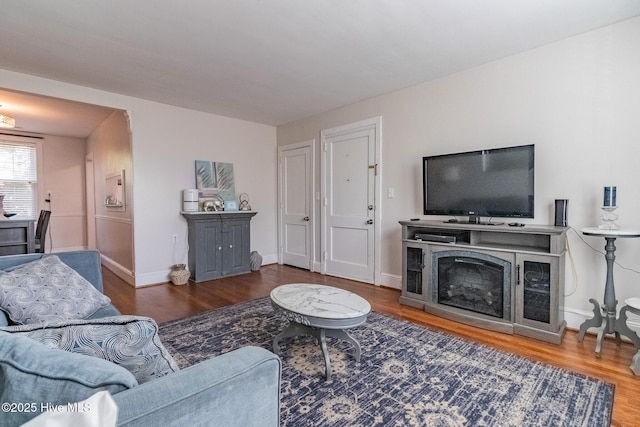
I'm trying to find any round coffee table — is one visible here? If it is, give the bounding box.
[270,283,371,381]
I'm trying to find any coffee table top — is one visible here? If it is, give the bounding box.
[270,283,371,320]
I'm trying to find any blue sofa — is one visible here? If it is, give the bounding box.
[0,250,281,426]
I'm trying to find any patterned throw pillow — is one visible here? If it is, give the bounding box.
[0,255,112,325]
[2,315,180,384]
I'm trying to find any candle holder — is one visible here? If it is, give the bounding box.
[599,206,619,230]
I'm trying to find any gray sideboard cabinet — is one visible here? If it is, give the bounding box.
[181,211,257,282]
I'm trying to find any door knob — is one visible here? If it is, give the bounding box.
[366,219,373,225]
[303,216,310,221]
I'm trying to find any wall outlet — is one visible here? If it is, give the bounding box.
[171,234,178,243]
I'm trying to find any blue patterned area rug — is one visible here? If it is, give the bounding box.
[158,297,614,426]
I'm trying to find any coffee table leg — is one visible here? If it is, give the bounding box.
[273,322,308,355]
[318,328,332,381]
[273,333,283,355]
[273,322,364,381]
[326,329,362,362]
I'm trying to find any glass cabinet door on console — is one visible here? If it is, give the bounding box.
[514,253,562,332]
[402,242,428,304]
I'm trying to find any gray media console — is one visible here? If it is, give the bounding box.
[400,220,567,344]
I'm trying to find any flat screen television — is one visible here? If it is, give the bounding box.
[423,144,534,221]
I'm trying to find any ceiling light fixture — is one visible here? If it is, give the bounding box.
[0,114,16,128]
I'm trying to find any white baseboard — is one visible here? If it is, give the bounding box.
[133,252,280,288]
[261,253,278,266]
[302,263,402,289]
[133,271,171,288]
[564,307,594,331]
[379,272,402,289]
[100,254,135,287]
[563,306,640,337]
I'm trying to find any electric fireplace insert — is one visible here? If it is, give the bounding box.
[431,250,512,321]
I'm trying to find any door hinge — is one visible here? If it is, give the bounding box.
[322,251,327,261]
[323,142,328,152]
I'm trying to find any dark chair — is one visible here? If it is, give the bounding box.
[34,210,51,253]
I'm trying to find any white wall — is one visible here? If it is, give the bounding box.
[129,102,277,285]
[42,134,88,252]
[0,132,87,253]
[1,69,278,286]
[87,111,134,282]
[278,17,640,329]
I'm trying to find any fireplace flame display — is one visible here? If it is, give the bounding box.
[435,254,510,320]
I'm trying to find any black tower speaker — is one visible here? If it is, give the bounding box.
[554,199,568,227]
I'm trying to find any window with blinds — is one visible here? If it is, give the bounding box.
[0,141,37,217]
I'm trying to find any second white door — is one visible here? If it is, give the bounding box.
[279,141,314,270]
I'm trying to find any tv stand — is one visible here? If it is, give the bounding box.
[399,219,567,344]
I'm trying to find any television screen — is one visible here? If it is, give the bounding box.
[423,144,534,218]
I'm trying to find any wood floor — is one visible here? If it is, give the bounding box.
[103,264,639,426]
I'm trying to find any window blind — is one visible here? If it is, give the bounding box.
[0,141,37,216]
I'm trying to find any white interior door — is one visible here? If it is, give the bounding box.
[322,118,380,284]
[279,141,314,269]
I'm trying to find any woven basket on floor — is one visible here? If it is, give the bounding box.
[169,264,190,285]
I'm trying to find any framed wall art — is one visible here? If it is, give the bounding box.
[195,161,236,210]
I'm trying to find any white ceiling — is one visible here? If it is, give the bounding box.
[1,0,640,137]
[0,89,115,139]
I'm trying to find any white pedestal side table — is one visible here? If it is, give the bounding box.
[577,227,640,356]
[270,283,371,381]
